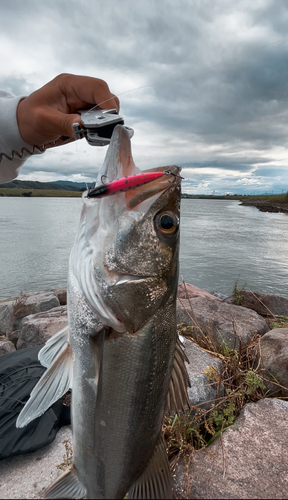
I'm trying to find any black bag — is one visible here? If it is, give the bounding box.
[0,345,70,460]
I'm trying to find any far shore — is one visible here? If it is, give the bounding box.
[1,189,288,215]
[240,198,288,214]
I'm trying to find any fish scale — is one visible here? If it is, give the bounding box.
[96,306,177,498]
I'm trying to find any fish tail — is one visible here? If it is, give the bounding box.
[44,465,86,499]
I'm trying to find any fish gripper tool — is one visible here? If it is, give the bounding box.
[73,108,134,146]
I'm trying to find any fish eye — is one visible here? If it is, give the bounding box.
[160,214,175,230]
[155,211,179,236]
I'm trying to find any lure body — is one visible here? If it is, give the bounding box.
[86,172,164,199]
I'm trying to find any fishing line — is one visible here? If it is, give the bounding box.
[87,84,158,113]
[73,135,89,191]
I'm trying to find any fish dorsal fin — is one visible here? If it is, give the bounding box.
[166,336,191,414]
[128,434,173,500]
[44,465,86,499]
[16,342,73,428]
[39,326,69,368]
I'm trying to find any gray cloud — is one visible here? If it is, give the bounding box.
[1,0,288,193]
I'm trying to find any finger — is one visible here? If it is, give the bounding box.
[58,74,120,113]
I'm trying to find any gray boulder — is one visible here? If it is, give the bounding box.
[0,340,16,356]
[52,288,67,306]
[260,328,288,395]
[225,291,288,318]
[174,398,288,499]
[178,283,220,301]
[17,306,67,349]
[0,292,60,335]
[183,338,224,410]
[177,297,269,350]
[0,297,14,335]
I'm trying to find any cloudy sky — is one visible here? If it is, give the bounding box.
[1,0,288,194]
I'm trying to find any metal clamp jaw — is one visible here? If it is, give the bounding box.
[73,108,134,146]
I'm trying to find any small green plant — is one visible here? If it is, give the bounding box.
[209,399,236,431]
[270,315,288,329]
[233,277,247,305]
[219,339,238,360]
[177,324,196,337]
[205,365,220,382]
[245,369,266,396]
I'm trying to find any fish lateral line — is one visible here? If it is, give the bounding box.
[86,171,166,199]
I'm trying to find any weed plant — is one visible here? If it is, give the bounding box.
[163,332,266,463]
[232,276,247,305]
[164,281,287,464]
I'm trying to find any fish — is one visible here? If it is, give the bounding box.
[16,124,190,499]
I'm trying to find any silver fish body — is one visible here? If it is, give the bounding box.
[17,125,189,499]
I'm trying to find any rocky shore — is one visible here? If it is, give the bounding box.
[0,284,288,499]
[240,198,288,213]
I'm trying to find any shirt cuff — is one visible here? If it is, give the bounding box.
[0,91,35,183]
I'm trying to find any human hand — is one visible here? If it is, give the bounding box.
[17,73,120,147]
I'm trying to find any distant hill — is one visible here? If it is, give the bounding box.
[52,180,89,189]
[0,180,84,191]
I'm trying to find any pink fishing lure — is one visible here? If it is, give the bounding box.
[86,172,164,199]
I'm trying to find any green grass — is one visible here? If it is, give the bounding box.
[182,192,288,203]
[0,188,82,197]
[244,192,288,204]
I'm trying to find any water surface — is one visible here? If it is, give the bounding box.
[0,197,287,299]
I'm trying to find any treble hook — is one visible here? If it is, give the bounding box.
[163,170,184,183]
[101,174,109,184]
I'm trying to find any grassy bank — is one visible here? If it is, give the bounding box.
[244,192,288,203]
[182,192,288,202]
[1,189,287,202]
[0,189,83,197]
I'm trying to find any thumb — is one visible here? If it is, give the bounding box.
[39,107,82,141]
[58,112,82,138]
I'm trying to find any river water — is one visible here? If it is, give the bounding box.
[0,197,287,300]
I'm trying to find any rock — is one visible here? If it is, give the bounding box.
[6,330,20,347]
[183,338,224,409]
[174,398,288,499]
[0,297,14,335]
[17,306,67,349]
[260,328,288,395]
[210,290,228,300]
[0,292,60,335]
[0,426,72,499]
[177,297,269,350]
[0,340,16,356]
[178,283,220,301]
[225,291,288,318]
[52,288,67,306]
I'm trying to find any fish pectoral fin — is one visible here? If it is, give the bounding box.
[44,465,86,499]
[16,342,73,428]
[39,325,69,368]
[128,435,173,500]
[166,335,191,414]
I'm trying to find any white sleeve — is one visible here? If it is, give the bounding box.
[0,91,37,183]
